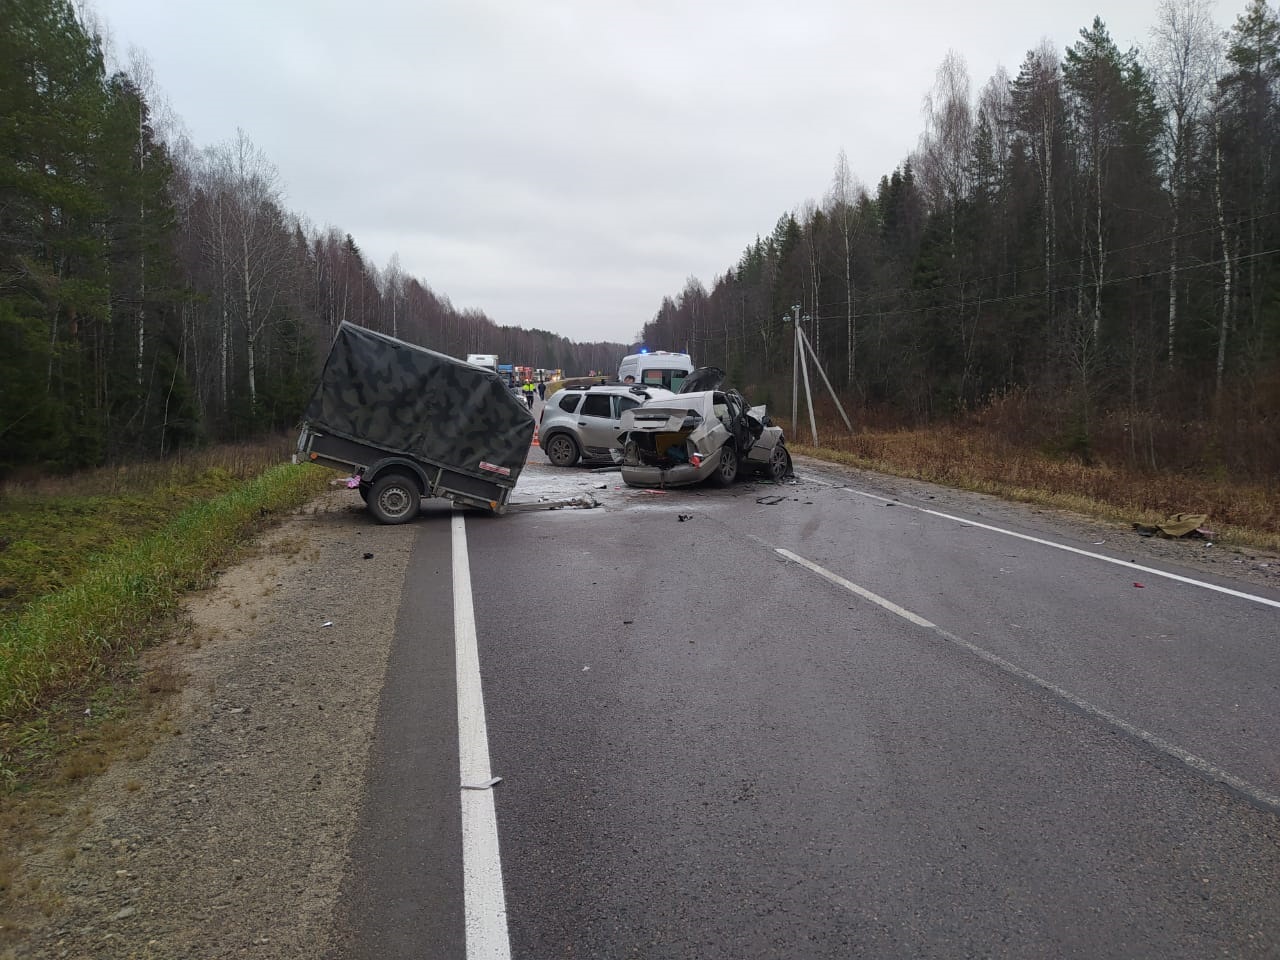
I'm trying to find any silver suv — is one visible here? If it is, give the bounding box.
[539,383,675,467]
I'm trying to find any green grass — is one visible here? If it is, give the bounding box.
[0,458,331,788]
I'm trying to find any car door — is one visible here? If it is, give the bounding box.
[576,392,618,454]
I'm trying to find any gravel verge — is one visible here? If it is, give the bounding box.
[1,488,412,959]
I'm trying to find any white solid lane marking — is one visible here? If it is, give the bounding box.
[776,546,1280,815]
[836,486,1280,610]
[452,514,512,960]
[777,548,935,628]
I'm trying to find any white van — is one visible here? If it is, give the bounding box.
[616,351,694,392]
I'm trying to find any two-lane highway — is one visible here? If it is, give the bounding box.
[333,455,1280,958]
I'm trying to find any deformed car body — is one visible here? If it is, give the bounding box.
[617,368,792,488]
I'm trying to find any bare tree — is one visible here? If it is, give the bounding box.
[826,150,861,385]
[202,130,289,412]
[1148,0,1220,366]
[918,50,975,230]
[382,253,405,338]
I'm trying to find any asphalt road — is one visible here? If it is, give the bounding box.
[338,451,1280,959]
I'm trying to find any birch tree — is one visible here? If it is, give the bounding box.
[826,150,860,385]
[1148,0,1219,366]
[202,130,289,413]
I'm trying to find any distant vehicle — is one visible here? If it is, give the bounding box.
[617,351,694,392]
[466,353,499,372]
[297,325,534,522]
[617,367,791,487]
[539,382,674,467]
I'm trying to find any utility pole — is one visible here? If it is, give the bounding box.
[785,305,855,445]
[790,304,800,435]
[799,314,818,445]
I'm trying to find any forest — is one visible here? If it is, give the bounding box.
[642,1,1280,482]
[2,0,1278,483]
[0,0,625,477]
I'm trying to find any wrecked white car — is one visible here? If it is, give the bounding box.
[616,368,792,488]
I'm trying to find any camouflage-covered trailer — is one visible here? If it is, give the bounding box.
[296,322,536,522]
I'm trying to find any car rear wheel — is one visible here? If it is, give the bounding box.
[367,472,421,524]
[710,445,738,486]
[545,433,581,467]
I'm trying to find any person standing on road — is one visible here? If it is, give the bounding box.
[522,381,535,408]
[537,380,546,401]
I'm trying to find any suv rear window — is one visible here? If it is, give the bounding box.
[557,393,581,413]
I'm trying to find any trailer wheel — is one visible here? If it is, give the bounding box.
[367,472,420,524]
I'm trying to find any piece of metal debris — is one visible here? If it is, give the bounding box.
[461,776,503,791]
[506,494,600,513]
[756,495,785,505]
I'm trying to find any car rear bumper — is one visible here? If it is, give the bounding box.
[620,447,722,487]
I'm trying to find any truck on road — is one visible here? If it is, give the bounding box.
[466,353,499,372]
[297,323,535,522]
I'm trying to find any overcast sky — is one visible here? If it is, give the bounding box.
[89,0,1214,345]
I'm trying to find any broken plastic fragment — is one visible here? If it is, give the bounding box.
[461,776,502,791]
[346,476,361,489]
[1133,583,1145,589]
[321,620,333,627]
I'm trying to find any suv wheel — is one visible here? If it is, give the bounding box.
[545,433,581,467]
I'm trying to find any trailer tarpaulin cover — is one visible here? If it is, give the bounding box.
[304,323,534,484]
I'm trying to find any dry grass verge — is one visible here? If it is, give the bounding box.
[793,424,1279,552]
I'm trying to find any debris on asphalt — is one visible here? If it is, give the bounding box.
[756,495,786,505]
[507,494,600,513]
[678,514,692,521]
[362,552,374,559]
[1133,582,1145,588]
[461,776,503,791]
[321,620,333,627]
[1133,513,1214,539]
